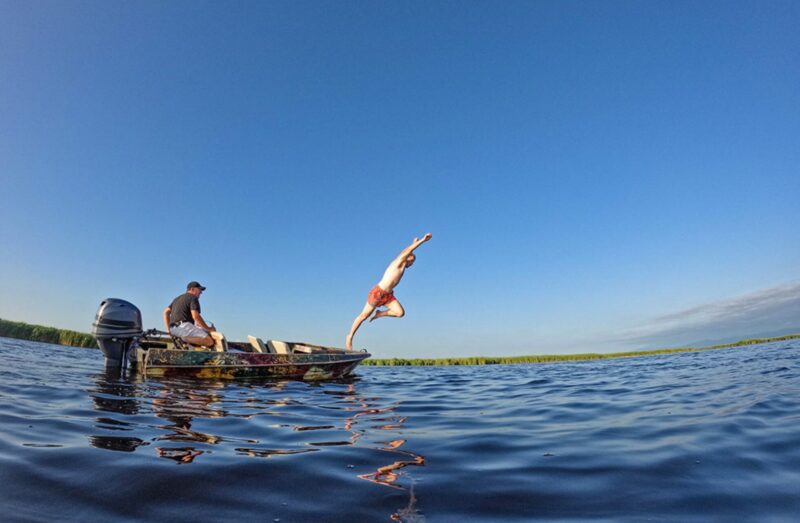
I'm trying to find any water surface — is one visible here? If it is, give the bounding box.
[1,336,798,521]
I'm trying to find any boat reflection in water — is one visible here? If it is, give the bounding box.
[88,368,148,453]
[90,369,247,464]
[86,370,425,520]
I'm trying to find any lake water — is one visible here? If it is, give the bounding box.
[0,336,798,522]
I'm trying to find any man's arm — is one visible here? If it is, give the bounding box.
[163,307,172,332]
[191,310,215,332]
[393,232,433,266]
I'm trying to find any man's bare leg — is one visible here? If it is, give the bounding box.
[370,300,405,322]
[346,302,377,351]
[183,335,214,347]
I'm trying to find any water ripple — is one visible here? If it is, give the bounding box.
[1,337,799,521]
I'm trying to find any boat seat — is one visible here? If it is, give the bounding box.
[292,344,315,354]
[247,335,267,353]
[210,331,228,352]
[267,340,290,354]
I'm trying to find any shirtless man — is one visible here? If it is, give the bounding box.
[346,233,432,351]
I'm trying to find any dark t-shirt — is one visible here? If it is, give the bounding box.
[168,293,201,324]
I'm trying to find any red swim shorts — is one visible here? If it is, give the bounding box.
[368,285,396,307]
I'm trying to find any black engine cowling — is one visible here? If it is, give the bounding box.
[92,298,143,366]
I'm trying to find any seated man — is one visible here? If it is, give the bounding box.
[163,281,215,347]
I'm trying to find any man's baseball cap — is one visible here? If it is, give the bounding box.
[187,281,206,291]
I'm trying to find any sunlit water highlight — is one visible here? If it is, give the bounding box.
[1,336,798,522]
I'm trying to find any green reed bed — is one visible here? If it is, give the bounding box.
[2,316,798,362]
[362,334,800,366]
[0,318,97,348]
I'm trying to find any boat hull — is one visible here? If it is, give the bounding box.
[135,348,369,380]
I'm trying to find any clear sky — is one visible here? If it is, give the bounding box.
[1,1,798,358]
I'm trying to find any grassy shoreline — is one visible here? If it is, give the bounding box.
[1,317,797,364]
[362,334,800,366]
[0,318,97,348]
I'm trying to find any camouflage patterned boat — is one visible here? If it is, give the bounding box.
[92,298,370,380]
[134,334,370,380]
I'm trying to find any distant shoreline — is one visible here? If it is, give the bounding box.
[0,318,97,348]
[1,317,798,365]
[360,334,800,366]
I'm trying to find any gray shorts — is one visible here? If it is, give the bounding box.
[170,322,208,339]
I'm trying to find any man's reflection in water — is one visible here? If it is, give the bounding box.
[358,439,425,488]
[150,379,229,464]
[155,447,204,464]
[341,383,425,521]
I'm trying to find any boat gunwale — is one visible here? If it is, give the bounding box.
[141,349,370,370]
[144,358,369,370]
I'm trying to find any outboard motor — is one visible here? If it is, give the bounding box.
[92,298,143,368]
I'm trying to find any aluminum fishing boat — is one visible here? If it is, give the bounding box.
[92,298,370,380]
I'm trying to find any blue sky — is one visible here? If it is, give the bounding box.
[1,1,798,358]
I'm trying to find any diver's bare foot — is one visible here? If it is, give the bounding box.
[345,335,353,351]
[369,310,383,322]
